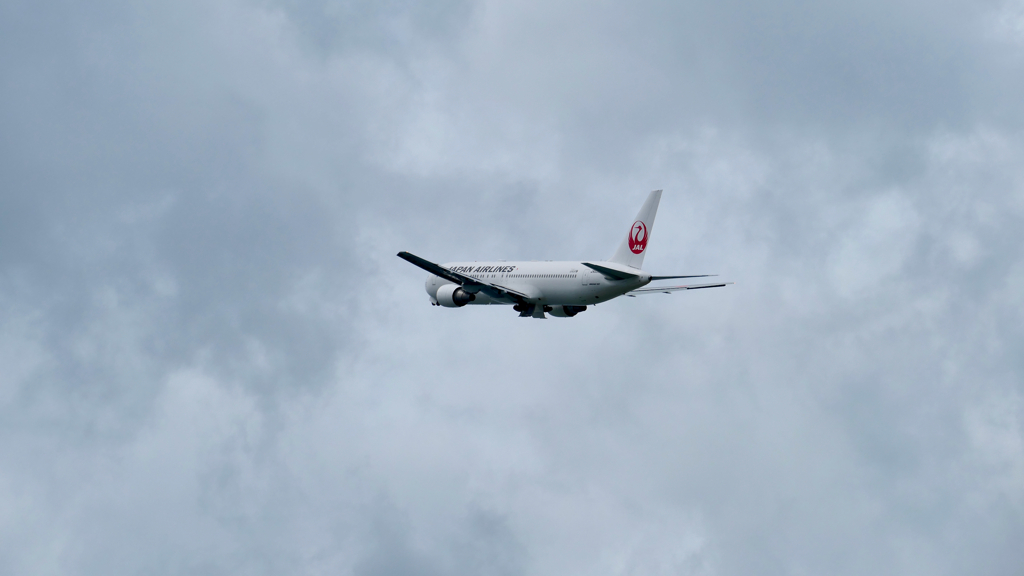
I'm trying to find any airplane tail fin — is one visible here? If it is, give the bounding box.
[608,190,662,269]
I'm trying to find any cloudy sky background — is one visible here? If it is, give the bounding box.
[2,0,1024,574]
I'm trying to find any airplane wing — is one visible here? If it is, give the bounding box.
[397,251,531,304]
[626,281,733,296]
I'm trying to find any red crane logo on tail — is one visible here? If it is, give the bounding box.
[629,221,648,254]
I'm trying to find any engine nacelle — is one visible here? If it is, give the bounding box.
[436,284,476,307]
[547,305,587,318]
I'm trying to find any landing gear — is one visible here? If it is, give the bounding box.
[514,304,587,318]
[513,304,548,319]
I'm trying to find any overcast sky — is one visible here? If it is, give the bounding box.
[2,1,1024,574]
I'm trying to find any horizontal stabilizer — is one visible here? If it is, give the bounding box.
[581,262,639,280]
[626,281,733,296]
[650,274,715,280]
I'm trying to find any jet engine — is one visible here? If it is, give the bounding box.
[436,284,476,307]
[547,305,587,318]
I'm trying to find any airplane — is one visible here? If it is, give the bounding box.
[398,190,732,318]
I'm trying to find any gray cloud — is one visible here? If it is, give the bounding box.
[1,0,1023,575]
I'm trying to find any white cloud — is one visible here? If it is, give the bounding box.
[1,0,1023,574]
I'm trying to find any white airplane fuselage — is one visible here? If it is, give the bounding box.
[400,190,730,318]
[425,261,653,307]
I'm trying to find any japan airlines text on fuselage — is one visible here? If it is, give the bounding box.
[398,190,732,319]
